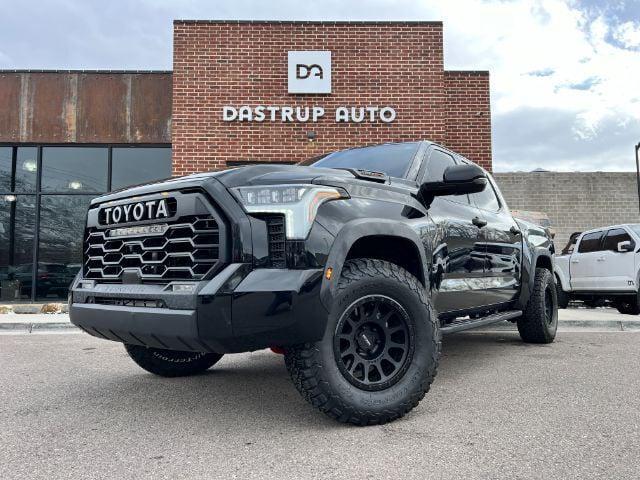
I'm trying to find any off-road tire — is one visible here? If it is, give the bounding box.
[284,259,440,426]
[517,268,558,344]
[125,344,223,377]
[555,276,569,309]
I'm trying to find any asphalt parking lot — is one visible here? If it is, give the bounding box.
[1,328,639,480]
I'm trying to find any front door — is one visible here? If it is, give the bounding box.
[420,149,486,314]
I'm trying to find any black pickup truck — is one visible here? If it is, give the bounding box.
[70,141,557,425]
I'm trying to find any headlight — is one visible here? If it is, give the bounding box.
[231,184,348,239]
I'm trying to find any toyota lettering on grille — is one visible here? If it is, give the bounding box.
[100,198,173,225]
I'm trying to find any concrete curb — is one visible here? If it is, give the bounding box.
[0,318,639,334]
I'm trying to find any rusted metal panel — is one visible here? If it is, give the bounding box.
[130,74,172,143]
[29,73,76,142]
[0,73,22,142]
[76,74,128,143]
[0,71,172,144]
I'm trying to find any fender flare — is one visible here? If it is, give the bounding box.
[515,247,554,310]
[319,219,428,312]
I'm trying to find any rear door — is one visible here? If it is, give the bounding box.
[598,228,637,291]
[570,231,604,290]
[469,173,522,306]
[420,149,487,313]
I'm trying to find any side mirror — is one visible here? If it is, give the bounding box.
[420,164,488,197]
[617,240,634,252]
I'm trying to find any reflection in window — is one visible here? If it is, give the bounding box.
[36,195,94,300]
[42,147,108,193]
[0,195,36,301]
[0,147,12,192]
[111,147,172,190]
[15,147,38,193]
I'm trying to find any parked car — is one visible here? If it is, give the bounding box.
[555,224,640,313]
[69,141,557,425]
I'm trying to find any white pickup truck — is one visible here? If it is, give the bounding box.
[555,224,640,314]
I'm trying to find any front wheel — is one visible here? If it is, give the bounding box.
[517,268,558,344]
[125,344,223,377]
[285,259,440,425]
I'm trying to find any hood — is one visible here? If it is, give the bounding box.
[89,164,357,206]
[212,164,355,188]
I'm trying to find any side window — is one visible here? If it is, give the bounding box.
[577,231,604,253]
[424,150,456,182]
[603,228,634,251]
[470,178,501,212]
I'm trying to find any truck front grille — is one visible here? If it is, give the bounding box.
[83,215,220,282]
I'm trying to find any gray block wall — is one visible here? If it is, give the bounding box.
[494,172,640,249]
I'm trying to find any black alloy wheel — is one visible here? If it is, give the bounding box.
[334,294,414,391]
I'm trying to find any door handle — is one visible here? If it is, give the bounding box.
[510,225,521,235]
[472,217,487,228]
[571,259,579,264]
[596,256,605,262]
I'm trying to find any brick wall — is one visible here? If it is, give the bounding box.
[494,172,640,248]
[444,71,492,169]
[172,20,492,175]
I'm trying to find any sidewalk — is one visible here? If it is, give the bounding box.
[1,308,640,334]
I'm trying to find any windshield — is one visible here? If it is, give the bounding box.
[628,225,640,238]
[299,142,421,178]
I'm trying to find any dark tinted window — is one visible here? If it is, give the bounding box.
[471,178,501,212]
[15,147,38,193]
[0,147,12,191]
[111,147,172,190]
[0,195,36,300]
[301,142,420,178]
[603,228,634,251]
[424,150,456,182]
[37,195,93,300]
[42,147,108,192]
[578,231,604,253]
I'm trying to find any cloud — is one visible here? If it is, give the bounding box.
[0,0,638,172]
[528,68,555,77]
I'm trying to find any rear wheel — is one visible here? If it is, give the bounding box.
[285,259,440,425]
[517,268,558,344]
[615,295,640,315]
[125,344,223,377]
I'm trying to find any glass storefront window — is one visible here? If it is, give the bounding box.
[37,195,94,300]
[15,147,38,193]
[42,147,108,193]
[0,145,171,301]
[0,195,36,301]
[111,147,172,190]
[0,147,12,192]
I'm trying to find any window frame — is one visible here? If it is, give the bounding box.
[577,231,605,253]
[0,143,171,301]
[603,227,635,252]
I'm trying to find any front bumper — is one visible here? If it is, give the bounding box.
[69,264,327,353]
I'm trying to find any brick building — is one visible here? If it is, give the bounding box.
[0,20,492,302]
[172,20,492,175]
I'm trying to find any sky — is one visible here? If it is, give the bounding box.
[1,0,639,172]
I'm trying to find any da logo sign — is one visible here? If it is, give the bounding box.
[288,51,331,94]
